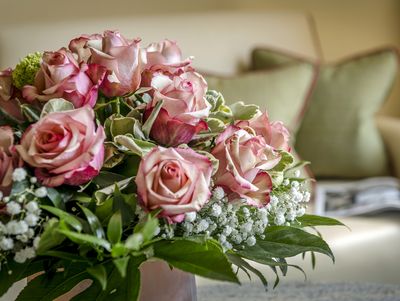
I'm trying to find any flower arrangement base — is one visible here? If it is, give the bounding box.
[139,260,197,301]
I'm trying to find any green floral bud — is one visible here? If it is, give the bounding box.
[12,52,42,89]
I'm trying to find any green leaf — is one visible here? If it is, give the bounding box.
[20,104,40,122]
[125,233,144,251]
[40,251,89,262]
[227,253,268,290]
[296,214,347,228]
[206,117,226,133]
[36,218,65,255]
[16,264,90,301]
[113,185,136,226]
[114,135,156,157]
[46,187,70,210]
[40,205,82,232]
[78,204,106,239]
[0,259,47,298]
[248,226,334,261]
[134,214,159,242]
[71,257,143,301]
[87,265,108,291]
[40,98,74,118]
[206,90,225,111]
[57,229,111,251]
[92,171,128,189]
[142,99,163,138]
[113,257,130,278]
[110,116,136,137]
[96,176,134,196]
[107,211,122,244]
[229,101,260,120]
[103,142,125,169]
[153,239,239,283]
[271,151,295,172]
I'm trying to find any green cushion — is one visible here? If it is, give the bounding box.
[204,62,317,134]
[252,48,399,178]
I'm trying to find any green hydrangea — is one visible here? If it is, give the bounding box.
[12,52,42,89]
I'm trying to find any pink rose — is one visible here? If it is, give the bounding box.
[89,30,146,97]
[135,147,212,223]
[0,68,24,121]
[68,33,102,63]
[211,126,281,207]
[15,106,105,187]
[141,40,192,88]
[0,127,22,195]
[237,112,290,151]
[144,71,210,146]
[23,48,106,108]
[145,39,191,73]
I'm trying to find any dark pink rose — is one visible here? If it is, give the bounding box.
[69,33,102,63]
[89,30,146,97]
[0,69,24,121]
[211,126,281,207]
[144,71,210,146]
[135,147,212,223]
[237,112,291,151]
[15,106,105,187]
[0,127,22,195]
[23,48,106,108]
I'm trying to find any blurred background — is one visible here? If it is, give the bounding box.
[1,0,400,300]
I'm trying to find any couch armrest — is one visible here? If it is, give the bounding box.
[376,115,400,177]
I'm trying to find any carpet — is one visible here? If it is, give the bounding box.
[197,281,400,301]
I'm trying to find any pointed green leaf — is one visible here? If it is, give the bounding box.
[296,214,347,228]
[107,211,122,244]
[113,257,130,278]
[78,204,106,239]
[142,99,163,138]
[57,229,111,251]
[87,265,108,291]
[20,104,40,122]
[153,239,239,283]
[40,205,82,232]
[227,253,268,290]
[36,218,65,255]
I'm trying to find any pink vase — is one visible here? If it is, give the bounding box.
[139,260,197,301]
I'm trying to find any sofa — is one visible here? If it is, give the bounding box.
[1,10,400,300]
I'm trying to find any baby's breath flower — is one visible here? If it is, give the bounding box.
[185,212,197,223]
[6,201,21,215]
[12,168,27,182]
[34,187,47,198]
[25,201,39,213]
[0,237,14,251]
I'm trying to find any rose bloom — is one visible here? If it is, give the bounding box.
[23,48,106,108]
[144,71,210,147]
[89,30,146,97]
[135,147,213,223]
[237,111,291,151]
[211,126,281,207]
[15,106,105,187]
[68,33,102,63]
[0,127,22,195]
[0,68,24,121]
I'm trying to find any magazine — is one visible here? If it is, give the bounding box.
[314,177,400,217]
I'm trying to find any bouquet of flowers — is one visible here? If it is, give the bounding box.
[0,30,342,300]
